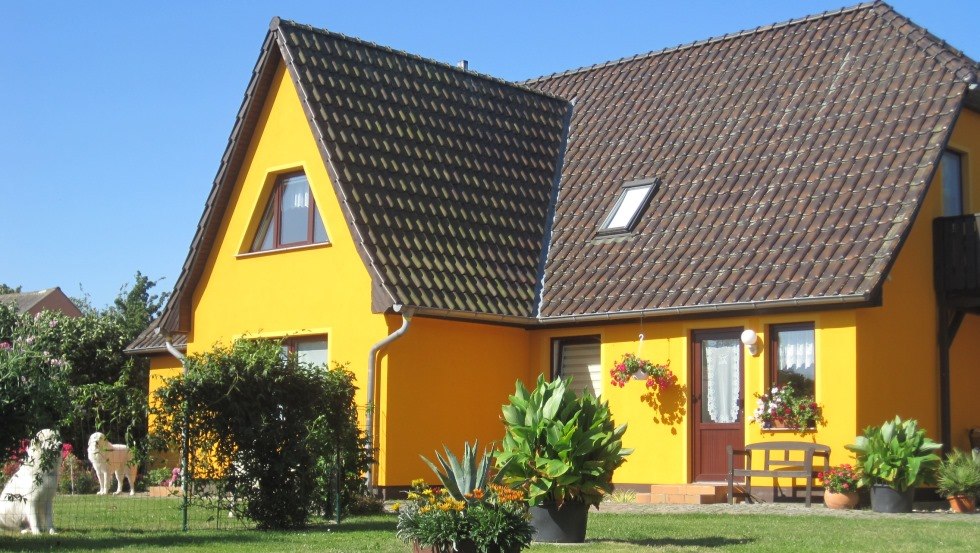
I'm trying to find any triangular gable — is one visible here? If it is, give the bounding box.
[161,19,570,332]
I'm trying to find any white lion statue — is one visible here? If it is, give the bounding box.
[87,432,137,496]
[0,429,62,534]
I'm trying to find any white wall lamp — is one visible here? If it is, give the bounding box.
[741,329,761,356]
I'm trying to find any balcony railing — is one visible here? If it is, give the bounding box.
[934,214,980,302]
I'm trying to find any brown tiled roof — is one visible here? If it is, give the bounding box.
[528,1,978,320]
[0,287,82,318]
[159,1,979,334]
[160,18,569,331]
[124,318,187,355]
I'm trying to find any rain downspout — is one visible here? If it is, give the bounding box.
[157,328,189,532]
[365,304,413,491]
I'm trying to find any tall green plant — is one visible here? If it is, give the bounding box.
[936,449,980,499]
[151,339,370,529]
[495,375,631,508]
[845,416,941,492]
[421,441,507,500]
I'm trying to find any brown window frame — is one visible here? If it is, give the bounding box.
[281,335,329,366]
[550,335,601,381]
[251,172,327,252]
[596,178,660,236]
[768,322,816,395]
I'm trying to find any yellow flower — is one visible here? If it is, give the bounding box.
[391,502,401,512]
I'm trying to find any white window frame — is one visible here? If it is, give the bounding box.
[598,178,659,234]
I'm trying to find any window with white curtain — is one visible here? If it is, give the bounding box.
[770,323,815,397]
[251,172,329,251]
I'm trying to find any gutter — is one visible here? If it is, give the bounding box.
[154,327,191,532]
[537,293,873,325]
[365,304,414,490]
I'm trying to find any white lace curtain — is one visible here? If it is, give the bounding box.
[777,330,815,379]
[704,339,740,423]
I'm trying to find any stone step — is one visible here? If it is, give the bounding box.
[647,484,728,505]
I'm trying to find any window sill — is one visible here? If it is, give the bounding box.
[760,427,818,434]
[236,242,331,259]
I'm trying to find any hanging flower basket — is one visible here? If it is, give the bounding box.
[610,353,676,390]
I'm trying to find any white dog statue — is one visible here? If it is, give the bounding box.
[87,432,137,496]
[0,429,61,534]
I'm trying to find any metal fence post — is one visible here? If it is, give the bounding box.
[334,447,341,524]
[181,399,189,532]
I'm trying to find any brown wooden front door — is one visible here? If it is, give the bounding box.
[691,329,745,482]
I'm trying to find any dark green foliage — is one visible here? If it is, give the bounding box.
[936,449,980,498]
[59,453,100,495]
[0,283,21,295]
[846,416,942,492]
[151,339,370,530]
[496,375,632,508]
[0,272,167,463]
[0,323,71,456]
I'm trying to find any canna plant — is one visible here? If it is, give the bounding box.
[495,375,632,508]
[845,416,942,492]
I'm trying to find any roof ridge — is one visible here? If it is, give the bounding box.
[523,1,879,85]
[270,17,570,105]
[872,1,978,82]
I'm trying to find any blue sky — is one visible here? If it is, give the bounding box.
[2,1,978,308]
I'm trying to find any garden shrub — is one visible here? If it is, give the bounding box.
[151,339,370,529]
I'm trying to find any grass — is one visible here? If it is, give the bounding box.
[0,496,977,552]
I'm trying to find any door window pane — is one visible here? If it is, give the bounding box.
[701,338,741,423]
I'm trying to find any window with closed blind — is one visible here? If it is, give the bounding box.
[551,336,602,396]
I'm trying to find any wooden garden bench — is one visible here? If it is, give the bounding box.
[726,441,830,507]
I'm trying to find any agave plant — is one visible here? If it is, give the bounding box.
[845,416,942,492]
[495,375,632,508]
[421,440,507,500]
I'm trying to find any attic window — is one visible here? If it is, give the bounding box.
[251,173,328,252]
[598,178,658,234]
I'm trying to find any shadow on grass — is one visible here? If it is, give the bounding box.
[0,533,265,552]
[597,536,754,548]
[324,518,398,533]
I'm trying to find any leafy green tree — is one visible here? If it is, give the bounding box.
[0,272,169,460]
[0,311,71,456]
[152,339,370,529]
[0,283,21,295]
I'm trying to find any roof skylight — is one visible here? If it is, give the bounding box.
[598,178,658,234]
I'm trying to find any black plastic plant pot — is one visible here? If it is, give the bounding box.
[529,501,589,543]
[870,485,915,513]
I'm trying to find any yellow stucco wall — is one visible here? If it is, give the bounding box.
[378,317,531,486]
[147,353,184,468]
[856,108,980,450]
[185,61,389,411]
[529,311,857,484]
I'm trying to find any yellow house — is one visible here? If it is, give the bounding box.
[128,2,980,501]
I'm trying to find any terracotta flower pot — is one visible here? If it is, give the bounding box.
[824,490,860,510]
[948,495,976,513]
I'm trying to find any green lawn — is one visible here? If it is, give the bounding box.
[0,496,976,552]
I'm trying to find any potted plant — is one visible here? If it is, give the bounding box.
[609,353,676,389]
[396,441,533,553]
[936,449,980,513]
[751,384,824,431]
[845,416,942,513]
[818,464,861,509]
[495,375,631,543]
